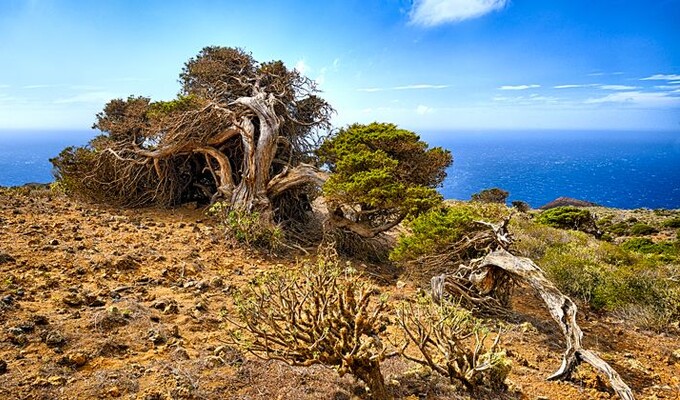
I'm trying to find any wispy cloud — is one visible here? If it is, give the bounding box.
[0,84,9,89]
[409,0,508,26]
[585,91,680,107]
[554,84,637,90]
[294,59,310,75]
[554,84,598,89]
[493,93,560,105]
[357,84,450,92]
[599,85,638,91]
[640,74,680,81]
[23,84,59,89]
[416,105,434,115]
[498,84,540,91]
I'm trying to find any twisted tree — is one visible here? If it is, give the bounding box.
[318,122,452,238]
[52,47,332,226]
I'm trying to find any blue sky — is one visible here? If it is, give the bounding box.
[0,0,679,132]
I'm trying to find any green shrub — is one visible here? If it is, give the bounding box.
[630,223,658,235]
[208,203,282,249]
[471,188,509,204]
[513,219,680,329]
[622,238,678,261]
[535,206,599,236]
[605,221,630,236]
[663,216,680,228]
[511,200,531,212]
[391,202,509,262]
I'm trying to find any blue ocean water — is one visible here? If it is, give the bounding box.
[1,129,679,209]
[0,130,95,186]
[422,130,680,209]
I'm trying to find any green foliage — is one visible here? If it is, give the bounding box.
[629,223,658,235]
[662,216,680,228]
[391,205,477,262]
[622,237,679,260]
[319,122,452,235]
[535,206,599,235]
[209,203,282,249]
[391,202,509,262]
[146,95,203,119]
[471,188,509,204]
[511,200,531,212]
[512,218,680,330]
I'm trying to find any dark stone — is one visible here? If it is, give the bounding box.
[540,196,599,210]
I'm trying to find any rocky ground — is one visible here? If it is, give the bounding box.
[0,187,678,399]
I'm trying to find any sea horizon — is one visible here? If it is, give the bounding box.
[1,128,680,210]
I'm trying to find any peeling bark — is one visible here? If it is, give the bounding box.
[471,249,634,400]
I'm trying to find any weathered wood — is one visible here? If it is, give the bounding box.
[475,249,634,400]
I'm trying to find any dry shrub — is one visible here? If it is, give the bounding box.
[227,249,392,399]
[394,295,511,393]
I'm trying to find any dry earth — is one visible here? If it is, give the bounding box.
[0,188,678,399]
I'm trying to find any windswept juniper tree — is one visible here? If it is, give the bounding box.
[52,47,332,226]
[52,48,452,237]
[318,122,452,237]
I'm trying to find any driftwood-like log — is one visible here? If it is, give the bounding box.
[473,249,634,400]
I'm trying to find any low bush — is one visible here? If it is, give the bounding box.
[470,188,509,204]
[511,200,531,212]
[629,223,658,235]
[395,295,511,392]
[512,221,680,330]
[663,216,680,228]
[391,202,510,263]
[208,203,282,250]
[535,206,600,236]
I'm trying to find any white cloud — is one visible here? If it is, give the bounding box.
[585,91,680,107]
[416,105,433,115]
[410,0,508,26]
[315,67,327,86]
[599,85,638,91]
[493,94,560,105]
[554,84,637,90]
[294,59,310,75]
[0,84,9,89]
[23,84,59,89]
[394,84,450,90]
[499,84,540,90]
[554,84,598,89]
[640,74,680,81]
[357,84,450,92]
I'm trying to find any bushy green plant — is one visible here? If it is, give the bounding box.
[629,223,658,235]
[209,203,282,249]
[622,237,679,261]
[662,216,680,228]
[513,219,680,329]
[318,122,452,238]
[471,188,509,204]
[535,206,599,236]
[391,202,509,262]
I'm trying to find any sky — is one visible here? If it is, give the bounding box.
[0,0,679,133]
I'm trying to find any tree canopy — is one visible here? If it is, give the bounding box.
[319,122,452,237]
[52,48,452,240]
[52,46,332,225]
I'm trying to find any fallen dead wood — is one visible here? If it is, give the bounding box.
[434,248,634,400]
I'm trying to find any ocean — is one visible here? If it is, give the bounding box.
[1,129,679,209]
